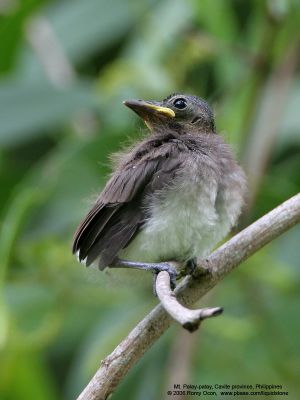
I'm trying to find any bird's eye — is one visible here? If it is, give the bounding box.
[173,98,187,110]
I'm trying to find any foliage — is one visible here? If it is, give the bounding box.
[0,0,300,399]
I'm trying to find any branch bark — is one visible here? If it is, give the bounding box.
[156,270,223,332]
[77,193,300,400]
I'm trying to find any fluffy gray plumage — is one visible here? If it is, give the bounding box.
[73,94,247,271]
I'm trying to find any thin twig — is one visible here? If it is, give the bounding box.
[77,193,300,400]
[156,271,222,332]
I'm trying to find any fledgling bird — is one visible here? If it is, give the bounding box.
[72,94,246,289]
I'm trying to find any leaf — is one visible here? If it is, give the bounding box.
[0,79,97,146]
[19,0,155,77]
[0,187,41,348]
[1,351,57,400]
[0,0,46,73]
[64,303,148,399]
[0,187,40,283]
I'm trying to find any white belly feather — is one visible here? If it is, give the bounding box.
[120,159,244,264]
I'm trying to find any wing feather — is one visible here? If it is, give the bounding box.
[72,144,184,268]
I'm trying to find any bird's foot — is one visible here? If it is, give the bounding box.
[186,258,197,275]
[152,262,178,295]
[109,258,178,296]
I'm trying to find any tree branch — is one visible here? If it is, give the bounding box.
[156,271,223,332]
[77,193,300,400]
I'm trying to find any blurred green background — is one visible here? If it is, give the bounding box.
[0,0,300,399]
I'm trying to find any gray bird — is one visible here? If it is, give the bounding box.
[72,94,246,289]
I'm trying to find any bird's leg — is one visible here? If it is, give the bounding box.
[109,258,178,294]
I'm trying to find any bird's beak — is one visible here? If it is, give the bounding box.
[123,99,175,120]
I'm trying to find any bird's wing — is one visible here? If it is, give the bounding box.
[72,145,183,268]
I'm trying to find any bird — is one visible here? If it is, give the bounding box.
[72,93,246,291]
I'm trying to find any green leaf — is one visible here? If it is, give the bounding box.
[0,79,97,146]
[0,0,47,73]
[19,0,155,79]
[0,187,41,348]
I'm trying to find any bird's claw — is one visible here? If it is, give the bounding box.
[152,262,178,295]
[186,258,197,275]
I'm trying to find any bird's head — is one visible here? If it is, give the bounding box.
[123,93,215,134]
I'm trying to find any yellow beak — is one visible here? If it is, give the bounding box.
[142,103,175,118]
[123,99,175,118]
